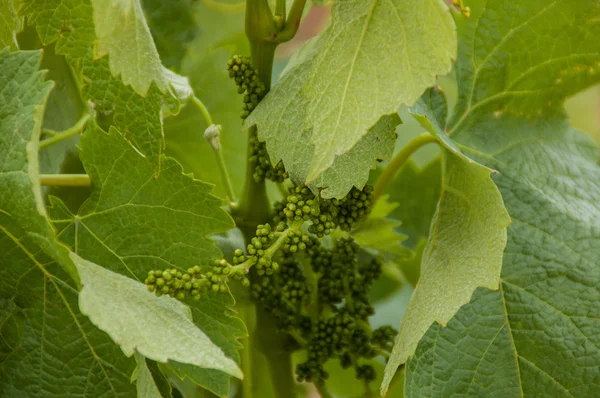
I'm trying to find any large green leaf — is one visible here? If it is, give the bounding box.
[246,0,456,197]
[0,49,135,397]
[73,254,242,379]
[401,0,600,396]
[48,123,246,396]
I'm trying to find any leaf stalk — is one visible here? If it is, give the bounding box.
[39,112,91,149]
[373,133,439,201]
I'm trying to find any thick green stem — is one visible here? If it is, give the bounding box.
[254,307,298,398]
[40,174,90,187]
[39,113,90,149]
[373,133,438,201]
[234,41,276,239]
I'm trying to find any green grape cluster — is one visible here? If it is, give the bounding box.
[251,254,309,330]
[227,55,289,184]
[355,364,376,382]
[273,184,374,238]
[249,136,288,183]
[226,55,266,119]
[145,178,392,390]
[245,230,393,386]
[145,266,210,300]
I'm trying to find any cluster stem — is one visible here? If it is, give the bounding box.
[231,220,304,273]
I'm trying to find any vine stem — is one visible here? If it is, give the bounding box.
[39,113,90,149]
[40,174,91,187]
[373,133,439,201]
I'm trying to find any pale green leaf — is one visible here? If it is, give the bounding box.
[133,354,165,398]
[73,254,242,379]
[0,0,22,49]
[383,144,510,392]
[402,0,600,396]
[382,84,511,393]
[247,0,456,195]
[20,0,95,59]
[92,0,183,95]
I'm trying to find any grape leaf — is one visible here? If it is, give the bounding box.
[73,254,242,379]
[48,122,246,396]
[92,0,183,95]
[0,49,136,397]
[48,122,233,280]
[382,85,511,392]
[20,0,95,59]
[246,0,456,196]
[133,354,164,398]
[400,0,600,396]
[0,0,22,49]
